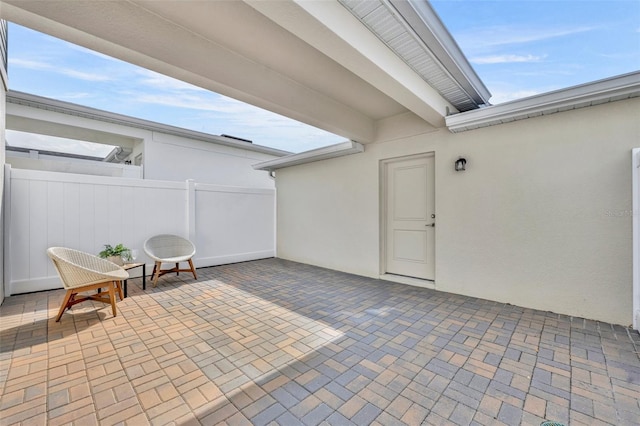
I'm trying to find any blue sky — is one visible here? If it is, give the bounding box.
[6,1,640,154]
[432,0,640,103]
[6,23,343,155]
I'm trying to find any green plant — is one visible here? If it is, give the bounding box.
[98,243,132,261]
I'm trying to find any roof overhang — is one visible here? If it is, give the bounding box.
[446,71,640,133]
[342,0,491,110]
[6,91,291,157]
[6,145,108,162]
[253,140,364,171]
[1,0,489,144]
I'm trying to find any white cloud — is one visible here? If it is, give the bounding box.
[10,57,112,81]
[8,23,342,153]
[457,25,597,52]
[599,51,640,60]
[60,68,112,82]
[176,98,344,152]
[514,68,580,77]
[128,92,222,112]
[133,69,208,92]
[124,88,288,121]
[9,58,51,70]
[117,87,342,152]
[6,130,116,157]
[67,43,123,62]
[471,54,546,64]
[489,89,544,105]
[58,92,94,100]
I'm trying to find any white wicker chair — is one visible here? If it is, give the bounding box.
[47,247,129,322]
[143,234,197,287]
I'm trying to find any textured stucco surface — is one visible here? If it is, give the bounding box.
[276,98,640,326]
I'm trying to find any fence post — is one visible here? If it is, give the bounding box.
[3,164,12,297]
[186,179,196,243]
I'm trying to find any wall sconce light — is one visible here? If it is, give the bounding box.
[455,157,467,172]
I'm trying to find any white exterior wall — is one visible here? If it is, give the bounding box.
[6,101,278,188]
[276,97,640,326]
[143,132,275,188]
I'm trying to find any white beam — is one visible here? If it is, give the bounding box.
[253,140,364,171]
[246,0,453,128]
[1,1,376,142]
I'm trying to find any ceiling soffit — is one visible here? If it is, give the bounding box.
[134,0,407,121]
[338,0,491,111]
[1,0,381,141]
[0,0,489,141]
[246,0,452,129]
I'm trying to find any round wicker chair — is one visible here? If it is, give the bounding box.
[47,247,129,321]
[143,234,197,287]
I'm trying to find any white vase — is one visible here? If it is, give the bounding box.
[108,255,123,266]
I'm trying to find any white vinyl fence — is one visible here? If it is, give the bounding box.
[3,166,275,296]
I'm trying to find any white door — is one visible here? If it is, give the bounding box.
[385,154,435,280]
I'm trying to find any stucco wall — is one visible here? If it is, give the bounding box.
[143,132,276,188]
[6,101,278,188]
[276,97,640,326]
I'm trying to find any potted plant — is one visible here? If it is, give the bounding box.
[98,244,132,266]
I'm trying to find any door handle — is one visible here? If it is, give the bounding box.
[425,223,435,227]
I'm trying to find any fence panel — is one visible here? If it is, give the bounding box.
[4,167,275,295]
[194,183,275,267]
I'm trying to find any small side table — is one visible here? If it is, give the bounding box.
[122,262,146,298]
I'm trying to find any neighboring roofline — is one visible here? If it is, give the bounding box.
[253,140,364,171]
[446,71,640,133]
[389,0,491,107]
[6,145,105,162]
[6,90,291,157]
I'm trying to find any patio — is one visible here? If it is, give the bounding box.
[1,258,639,426]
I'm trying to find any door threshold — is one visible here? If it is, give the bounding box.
[380,274,435,289]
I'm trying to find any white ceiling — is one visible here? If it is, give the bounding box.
[1,0,486,143]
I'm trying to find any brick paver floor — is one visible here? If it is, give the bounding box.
[1,258,639,425]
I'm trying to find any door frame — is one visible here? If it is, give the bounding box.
[379,152,435,286]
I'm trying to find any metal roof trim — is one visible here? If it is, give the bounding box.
[339,0,491,111]
[252,140,364,171]
[389,0,491,106]
[446,71,640,133]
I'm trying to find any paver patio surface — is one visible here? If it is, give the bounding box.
[1,258,639,425]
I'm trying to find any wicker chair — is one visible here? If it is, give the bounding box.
[47,247,129,322]
[143,234,197,287]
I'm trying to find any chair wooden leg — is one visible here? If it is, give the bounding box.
[55,289,74,322]
[188,259,197,280]
[108,282,117,317]
[152,261,162,287]
[115,280,124,301]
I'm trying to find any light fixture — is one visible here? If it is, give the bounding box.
[455,157,467,172]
